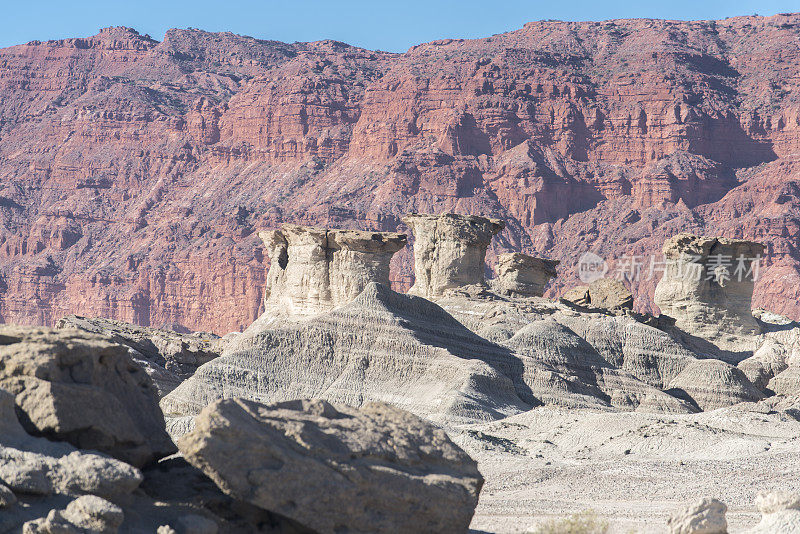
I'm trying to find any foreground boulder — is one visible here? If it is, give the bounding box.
[178,398,483,534]
[23,495,125,534]
[0,387,141,524]
[747,491,800,533]
[403,213,504,298]
[0,326,175,467]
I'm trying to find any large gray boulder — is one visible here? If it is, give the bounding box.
[0,387,141,507]
[178,398,484,534]
[0,326,175,467]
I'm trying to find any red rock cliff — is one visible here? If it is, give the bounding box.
[1,17,800,332]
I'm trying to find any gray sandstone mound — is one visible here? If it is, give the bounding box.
[55,315,221,397]
[561,277,634,312]
[493,252,558,297]
[504,318,696,413]
[667,359,764,411]
[556,313,698,390]
[738,339,790,391]
[654,233,764,349]
[259,224,406,317]
[178,398,483,534]
[0,326,175,467]
[403,213,504,298]
[161,283,537,425]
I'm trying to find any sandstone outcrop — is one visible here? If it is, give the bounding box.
[178,398,483,534]
[404,213,504,298]
[162,282,711,426]
[55,315,221,396]
[259,225,406,316]
[561,278,634,312]
[0,326,175,467]
[23,495,125,534]
[493,253,558,297]
[666,497,727,534]
[654,233,765,347]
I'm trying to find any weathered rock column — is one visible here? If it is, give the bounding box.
[258,225,406,316]
[654,233,765,342]
[403,213,504,298]
[327,230,407,305]
[494,252,558,297]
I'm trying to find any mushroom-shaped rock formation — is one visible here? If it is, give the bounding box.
[562,278,634,312]
[258,225,406,316]
[493,253,558,297]
[403,213,504,298]
[654,234,764,346]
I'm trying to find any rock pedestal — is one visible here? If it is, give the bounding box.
[403,213,504,298]
[493,253,558,297]
[654,233,764,343]
[258,225,406,316]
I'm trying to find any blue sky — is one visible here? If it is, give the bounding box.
[3,0,798,52]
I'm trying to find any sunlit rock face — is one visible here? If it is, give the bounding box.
[259,225,406,316]
[403,213,504,298]
[654,233,765,348]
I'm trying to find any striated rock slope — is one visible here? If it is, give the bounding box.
[2,16,800,332]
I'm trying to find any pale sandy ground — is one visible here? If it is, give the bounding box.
[454,406,800,533]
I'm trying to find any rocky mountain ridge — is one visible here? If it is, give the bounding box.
[2,15,800,332]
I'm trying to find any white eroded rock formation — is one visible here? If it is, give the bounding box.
[493,252,559,297]
[259,225,406,316]
[654,233,765,349]
[403,213,504,298]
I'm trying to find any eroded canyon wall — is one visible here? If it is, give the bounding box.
[2,16,800,332]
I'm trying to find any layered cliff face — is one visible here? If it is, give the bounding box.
[2,16,800,332]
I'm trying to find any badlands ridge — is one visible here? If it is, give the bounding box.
[1,212,800,533]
